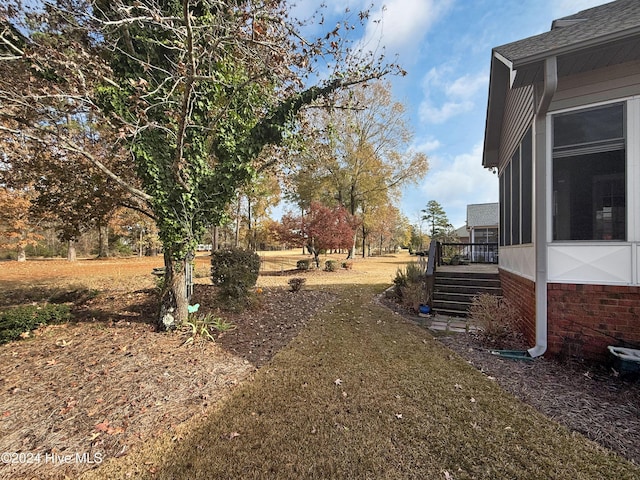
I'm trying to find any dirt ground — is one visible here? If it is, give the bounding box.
[1,253,639,478]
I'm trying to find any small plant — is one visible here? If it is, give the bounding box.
[296,259,311,271]
[392,263,429,313]
[342,261,353,270]
[183,312,234,345]
[0,304,72,344]
[469,294,521,348]
[288,277,306,292]
[325,260,338,272]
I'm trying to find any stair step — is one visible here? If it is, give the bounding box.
[432,271,502,318]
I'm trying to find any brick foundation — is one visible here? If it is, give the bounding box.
[500,269,640,361]
[547,283,640,361]
[498,269,536,345]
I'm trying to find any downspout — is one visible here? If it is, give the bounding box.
[528,56,557,358]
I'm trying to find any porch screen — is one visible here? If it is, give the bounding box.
[552,103,626,241]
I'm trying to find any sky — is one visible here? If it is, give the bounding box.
[287,0,611,229]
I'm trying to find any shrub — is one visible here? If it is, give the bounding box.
[324,260,338,272]
[296,259,311,271]
[211,248,260,301]
[288,277,306,292]
[342,261,353,270]
[469,294,521,348]
[0,304,72,344]
[393,262,424,296]
[392,263,429,313]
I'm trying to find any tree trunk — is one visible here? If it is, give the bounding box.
[234,195,241,248]
[98,224,109,258]
[211,225,219,251]
[67,240,77,262]
[158,251,190,331]
[17,245,26,262]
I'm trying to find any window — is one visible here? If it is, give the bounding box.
[499,127,533,246]
[552,103,626,241]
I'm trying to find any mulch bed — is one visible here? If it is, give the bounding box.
[0,285,334,479]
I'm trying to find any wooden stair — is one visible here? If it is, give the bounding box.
[432,270,501,317]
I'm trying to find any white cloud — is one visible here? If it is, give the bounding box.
[418,143,498,226]
[358,0,454,56]
[419,66,488,124]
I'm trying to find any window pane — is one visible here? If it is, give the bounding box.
[552,150,625,240]
[553,103,624,148]
[505,163,512,246]
[512,149,521,245]
[521,128,533,244]
[499,173,505,246]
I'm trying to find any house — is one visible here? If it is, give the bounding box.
[482,0,640,361]
[465,203,499,262]
[454,225,469,243]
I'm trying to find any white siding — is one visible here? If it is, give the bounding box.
[499,245,535,281]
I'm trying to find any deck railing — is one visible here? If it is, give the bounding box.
[436,242,498,266]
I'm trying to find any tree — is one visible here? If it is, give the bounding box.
[288,81,428,257]
[0,188,43,261]
[278,202,356,268]
[1,1,398,328]
[421,200,451,240]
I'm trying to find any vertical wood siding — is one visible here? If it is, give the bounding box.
[498,84,535,171]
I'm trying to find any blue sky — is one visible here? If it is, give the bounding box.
[289,0,610,229]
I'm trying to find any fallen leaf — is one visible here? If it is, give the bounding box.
[443,470,453,479]
[2,411,10,418]
[96,420,110,432]
[46,359,57,366]
[395,413,402,419]
[228,432,240,440]
[334,378,343,386]
[454,384,462,390]
[470,397,476,403]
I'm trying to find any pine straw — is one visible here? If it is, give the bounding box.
[79,285,640,480]
[0,321,253,480]
[438,333,640,465]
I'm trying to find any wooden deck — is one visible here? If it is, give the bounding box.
[436,263,499,274]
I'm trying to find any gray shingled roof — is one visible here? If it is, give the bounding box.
[495,0,640,66]
[467,203,499,228]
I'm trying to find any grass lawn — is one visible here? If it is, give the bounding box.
[81,283,640,479]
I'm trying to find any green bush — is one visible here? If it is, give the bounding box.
[324,260,338,272]
[296,259,311,271]
[211,248,260,301]
[342,261,353,270]
[0,304,72,344]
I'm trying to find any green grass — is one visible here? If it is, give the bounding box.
[83,284,640,479]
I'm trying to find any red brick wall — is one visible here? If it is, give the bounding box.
[499,269,640,361]
[547,283,640,361]
[499,269,536,345]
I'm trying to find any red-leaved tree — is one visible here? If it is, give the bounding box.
[278,202,356,268]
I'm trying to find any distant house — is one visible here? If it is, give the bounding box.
[482,0,640,360]
[466,203,499,244]
[454,225,469,243]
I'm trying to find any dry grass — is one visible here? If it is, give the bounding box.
[81,285,639,480]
